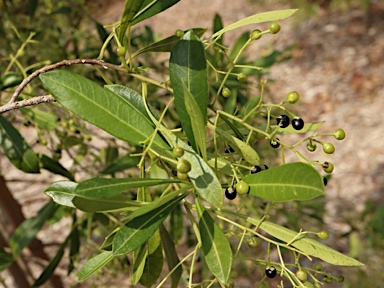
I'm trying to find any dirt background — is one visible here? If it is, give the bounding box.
[1,0,384,287]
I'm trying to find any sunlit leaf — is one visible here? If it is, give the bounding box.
[44,180,77,208]
[196,198,232,284]
[78,251,114,281]
[243,162,324,202]
[131,0,180,25]
[72,194,141,213]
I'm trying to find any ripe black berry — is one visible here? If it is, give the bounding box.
[225,187,237,200]
[292,118,304,130]
[277,115,290,128]
[263,164,269,170]
[251,165,262,174]
[323,177,328,186]
[265,266,277,278]
[270,138,280,148]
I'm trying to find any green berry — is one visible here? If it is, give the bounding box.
[225,187,237,200]
[236,180,250,195]
[336,275,345,283]
[177,171,188,180]
[237,73,247,82]
[265,266,277,278]
[314,263,323,271]
[323,275,333,284]
[173,146,184,158]
[269,22,281,34]
[307,142,317,152]
[247,236,259,247]
[318,230,329,240]
[116,46,126,57]
[296,270,308,282]
[175,29,184,38]
[287,91,300,104]
[177,159,191,174]
[322,162,334,173]
[322,142,335,154]
[250,29,262,40]
[334,128,346,140]
[222,87,231,98]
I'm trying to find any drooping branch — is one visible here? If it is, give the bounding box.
[0,58,127,114]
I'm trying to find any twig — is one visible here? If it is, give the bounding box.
[7,58,125,104]
[0,95,55,114]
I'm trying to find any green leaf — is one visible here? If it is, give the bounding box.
[169,203,183,244]
[72,194,141,213]
[10,201,58,257]
[78,251,114,281]
[131,0,180,25]
[131,245,148,284]
[41,155,75,181]
[139,230,163,287]
[161,131,223,207]
[120,0,145,25]
[170,30,208,152]
[44,180,77,208]
[33,232,70,286]
[19,108,58,130]
[132,28,206,57]
[0,114,40,173]
[0,247,13,271]
[113,193,186,255]
[160,225,182,288]
[243,162,325,202]
[213,125,260,165]
[183,83,207,160]
[40,70,168,149]
[74,178,182,200]
[100,153,139,175]
[247,218,364,267]
[62,136,83,149]
[212,9,298,39]
[196,198,232,284]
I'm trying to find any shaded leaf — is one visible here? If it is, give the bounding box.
[212,9,298,38]
[243,162,324,202]
[160,225,182,288]
[196,198,232,284]
[113,193,186,255]
[100,153,139,175]
[10,201,58,257]
[78,251,114,281]
[0,247,13,271]
[74,177,182,200]
[40,70,168,149]
[19,108,58,130]
[73,194,141,213]
[41,155,75,181]
[0,114,40,173]
[169,203,183,244]
[170,30,208,152]
[44,180,77,208]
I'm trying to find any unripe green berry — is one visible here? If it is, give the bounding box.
[296,270,308,282]
[314,263,323,271]
[236,180,250,195]
[307,142,317,152]
[222,87,231,98]
[334,128,346,140]
[322,162,334,173]
[116,46,126,57]
[287,91,300,104]
[318,230,329,240]
[269,22,281,34]
[250,29,262,40]
[322,142,335,154]
[176,159,191,173]
[336,275,345,283]
[173,146,184,158]
[237,73,247,82]
[177,171,188,180]
[175,29,184,38]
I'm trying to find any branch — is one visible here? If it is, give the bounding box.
[0,95,55,114]
[7,58,126,104]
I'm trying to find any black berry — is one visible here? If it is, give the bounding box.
[292,118,304,130]
[270,138,280,148]
[225,187,237,200]
[265,266,277,278]
[251,165,262,174]
[323,177,328,186]
[277,115,290,128]
[263,164,269,170]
